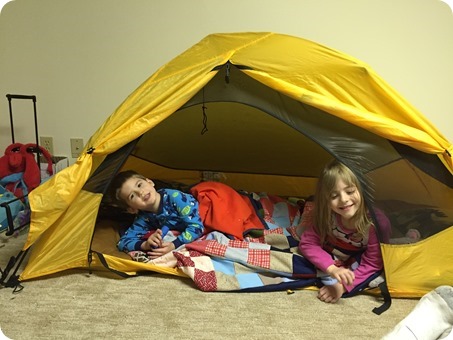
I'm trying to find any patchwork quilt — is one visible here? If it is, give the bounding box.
[173,227,318,292]
[129,192,320,292]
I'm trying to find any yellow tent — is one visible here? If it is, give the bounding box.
[13,32,453,298]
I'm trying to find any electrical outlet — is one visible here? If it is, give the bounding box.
[70,138,84,158]
[40,136,54,155]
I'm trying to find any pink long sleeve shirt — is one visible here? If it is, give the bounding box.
[298,208,390,292]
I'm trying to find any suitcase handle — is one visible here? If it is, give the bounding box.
[6,94,36,102]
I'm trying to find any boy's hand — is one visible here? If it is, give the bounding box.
[146,242,176,259]
[145,229,164,249]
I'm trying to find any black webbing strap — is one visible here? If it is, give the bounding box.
[372,281,392,315]
[367,204,393,315]
[91,251,135,278]
[0,248,29,293]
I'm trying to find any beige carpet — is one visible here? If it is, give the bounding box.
[0,230,419,340]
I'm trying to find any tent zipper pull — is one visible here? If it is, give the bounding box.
[87,251,93,274]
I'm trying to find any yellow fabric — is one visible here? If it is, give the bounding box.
[26,154,93,250]
[21,190,101,280]
[89,253,187,278]
[381,226,453,298]
[23,32,453,295]
[229,34,451,171]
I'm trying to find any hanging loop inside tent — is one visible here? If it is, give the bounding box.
[200,87,208,135]
[201,106,208,135]
[225,62,230,84]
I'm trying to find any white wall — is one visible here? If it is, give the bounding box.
[1,0,452,164]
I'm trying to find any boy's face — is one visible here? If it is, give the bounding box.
[118,176,160,214]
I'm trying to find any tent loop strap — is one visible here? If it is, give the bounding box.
[91,251,135,278]
[87,251,93,274]
[372,281,392,315]
[87,147,95,154]
[225,61,230,83]
[0,248,29,292]
[200,87,208,135]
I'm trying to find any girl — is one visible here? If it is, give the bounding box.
[298,159,391,303]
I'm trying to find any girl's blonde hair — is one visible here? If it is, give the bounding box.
[312,159,370,244]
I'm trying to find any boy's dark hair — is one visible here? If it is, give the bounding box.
[109,170,146,209]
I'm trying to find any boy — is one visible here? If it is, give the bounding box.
[110,170,204,259]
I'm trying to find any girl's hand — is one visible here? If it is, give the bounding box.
[326,265,355,286]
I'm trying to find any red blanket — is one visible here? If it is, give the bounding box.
[190,182,265,239]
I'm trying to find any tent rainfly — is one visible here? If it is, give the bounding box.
[4,32,453,301]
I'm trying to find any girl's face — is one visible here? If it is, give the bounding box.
[329,178,361,228]
[118,177,160,213]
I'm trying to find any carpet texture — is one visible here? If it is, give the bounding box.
[0,231,418,340]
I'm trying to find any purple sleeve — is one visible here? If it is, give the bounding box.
[298,227,335,272]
